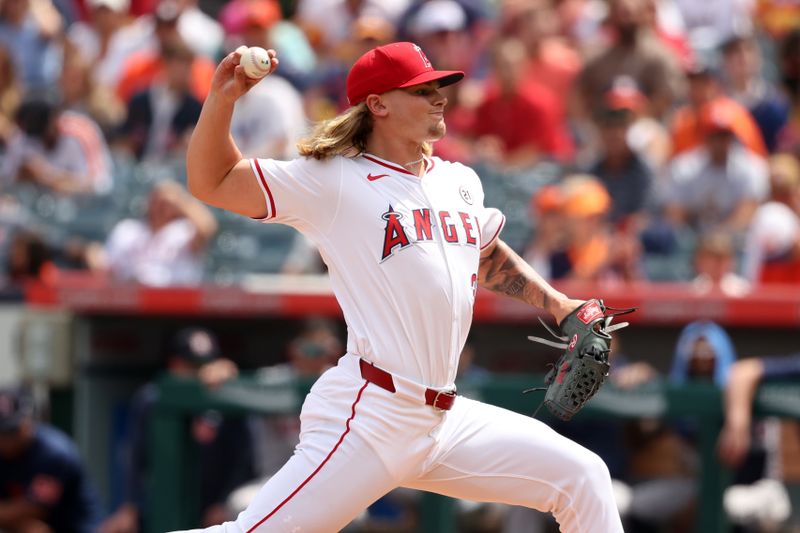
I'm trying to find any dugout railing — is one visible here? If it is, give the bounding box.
[147,373,800,533]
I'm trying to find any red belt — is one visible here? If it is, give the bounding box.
[359,359,456,411]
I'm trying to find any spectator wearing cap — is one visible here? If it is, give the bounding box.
[117,37,202,162]
[548,175,641,281]
[221,2,308,160]
[115,4,215,104]
[664,101,769,234]
[99,179,217,286]
[522,184,567,280]
[670,61,767,158]
[741,153,800,284]
[0,0,62,91]
[405,0,479,77]
[589,80,657,227]
[471,38,573,168]
[0,97,114,195]
[295,0,407,54]
[66,0,155,90]
[576,0,685,120]
[100,327,254,532]
[721,34,790,153]
[0,387,101,533]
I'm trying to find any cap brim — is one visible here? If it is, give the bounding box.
[398,70,464,89]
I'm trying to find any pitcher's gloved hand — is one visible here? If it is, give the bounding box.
[526,300,636,421]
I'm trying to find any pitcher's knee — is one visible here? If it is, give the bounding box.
[563,448,614,502]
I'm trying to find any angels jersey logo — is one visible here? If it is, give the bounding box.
[380,205,478,261]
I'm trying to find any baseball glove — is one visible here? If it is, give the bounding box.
[525,299,635,421]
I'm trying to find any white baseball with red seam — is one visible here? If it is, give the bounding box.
[239,46,272,79]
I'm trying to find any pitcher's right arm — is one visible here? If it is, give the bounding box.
[186,49,279,218]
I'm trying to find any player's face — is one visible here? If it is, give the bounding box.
[384,82,448,142]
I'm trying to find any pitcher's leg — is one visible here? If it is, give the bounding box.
[172,381,399,533]
[407,398,623,533]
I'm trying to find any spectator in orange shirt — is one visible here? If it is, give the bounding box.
[670,62,767,158]
[115,1,214,103]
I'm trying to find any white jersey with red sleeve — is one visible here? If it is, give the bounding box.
[249,153,505,388]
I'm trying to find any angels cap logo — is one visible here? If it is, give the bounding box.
[459,185,473,205]
[412,44,432,69]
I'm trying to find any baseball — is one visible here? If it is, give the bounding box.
[239,46,272,79]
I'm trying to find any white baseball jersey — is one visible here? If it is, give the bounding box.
[250,153,505,388]
[177,152,623,533]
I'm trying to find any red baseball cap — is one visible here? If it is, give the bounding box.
[346,42,464,105]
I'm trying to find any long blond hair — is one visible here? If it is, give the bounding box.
[297,102,433,160]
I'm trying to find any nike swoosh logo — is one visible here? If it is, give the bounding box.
[367,173,389,181]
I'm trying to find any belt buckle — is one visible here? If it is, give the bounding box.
[432,389,456,411]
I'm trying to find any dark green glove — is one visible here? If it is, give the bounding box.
[528,300,635,421]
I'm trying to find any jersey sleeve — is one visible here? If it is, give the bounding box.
[462,164,505,250]
[250,157,343,233]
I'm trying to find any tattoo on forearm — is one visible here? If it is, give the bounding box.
[479,241,555,309]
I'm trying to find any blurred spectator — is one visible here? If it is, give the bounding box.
[0,0,62,91]
[100,179,217,286]
[664,101,769,233]
[0,44,20,156]
[0,386,101,532]
[296,0,408,54]
[741,153,800,283]
[523,184,566,280]
[223,5,308,160]
[621,321,736,532]
[718,354,800,531]
[59,44,126,135]
[672,0,754,54]
[600,76,671,169]
[3,225,99,288]
[171,0,223,59]
[691,229,751,297]
[776,30,800,157]
[546,175,641,281]
[222,0,319,91]
[100,327,252,532]
[720,34,790,153]
[471,38,573,168]
[66,0,155,90]
[115,3,215,104]
[576,0,685,119]
[718,354,800,468]
[117,37,202,161]
[503,0,582,101]
[669,320,736,386]
[5,229,56,286]
[670,62,767,157]
[406,0,478,76]
[588,95,655,226]
[1,98,114,195]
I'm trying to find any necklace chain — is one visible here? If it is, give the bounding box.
[403,156,426,170]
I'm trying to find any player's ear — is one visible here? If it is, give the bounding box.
[365,94,388,117]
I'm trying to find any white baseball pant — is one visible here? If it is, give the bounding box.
[173,353,624,533]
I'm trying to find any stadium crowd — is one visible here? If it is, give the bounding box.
[0,0,798,289]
